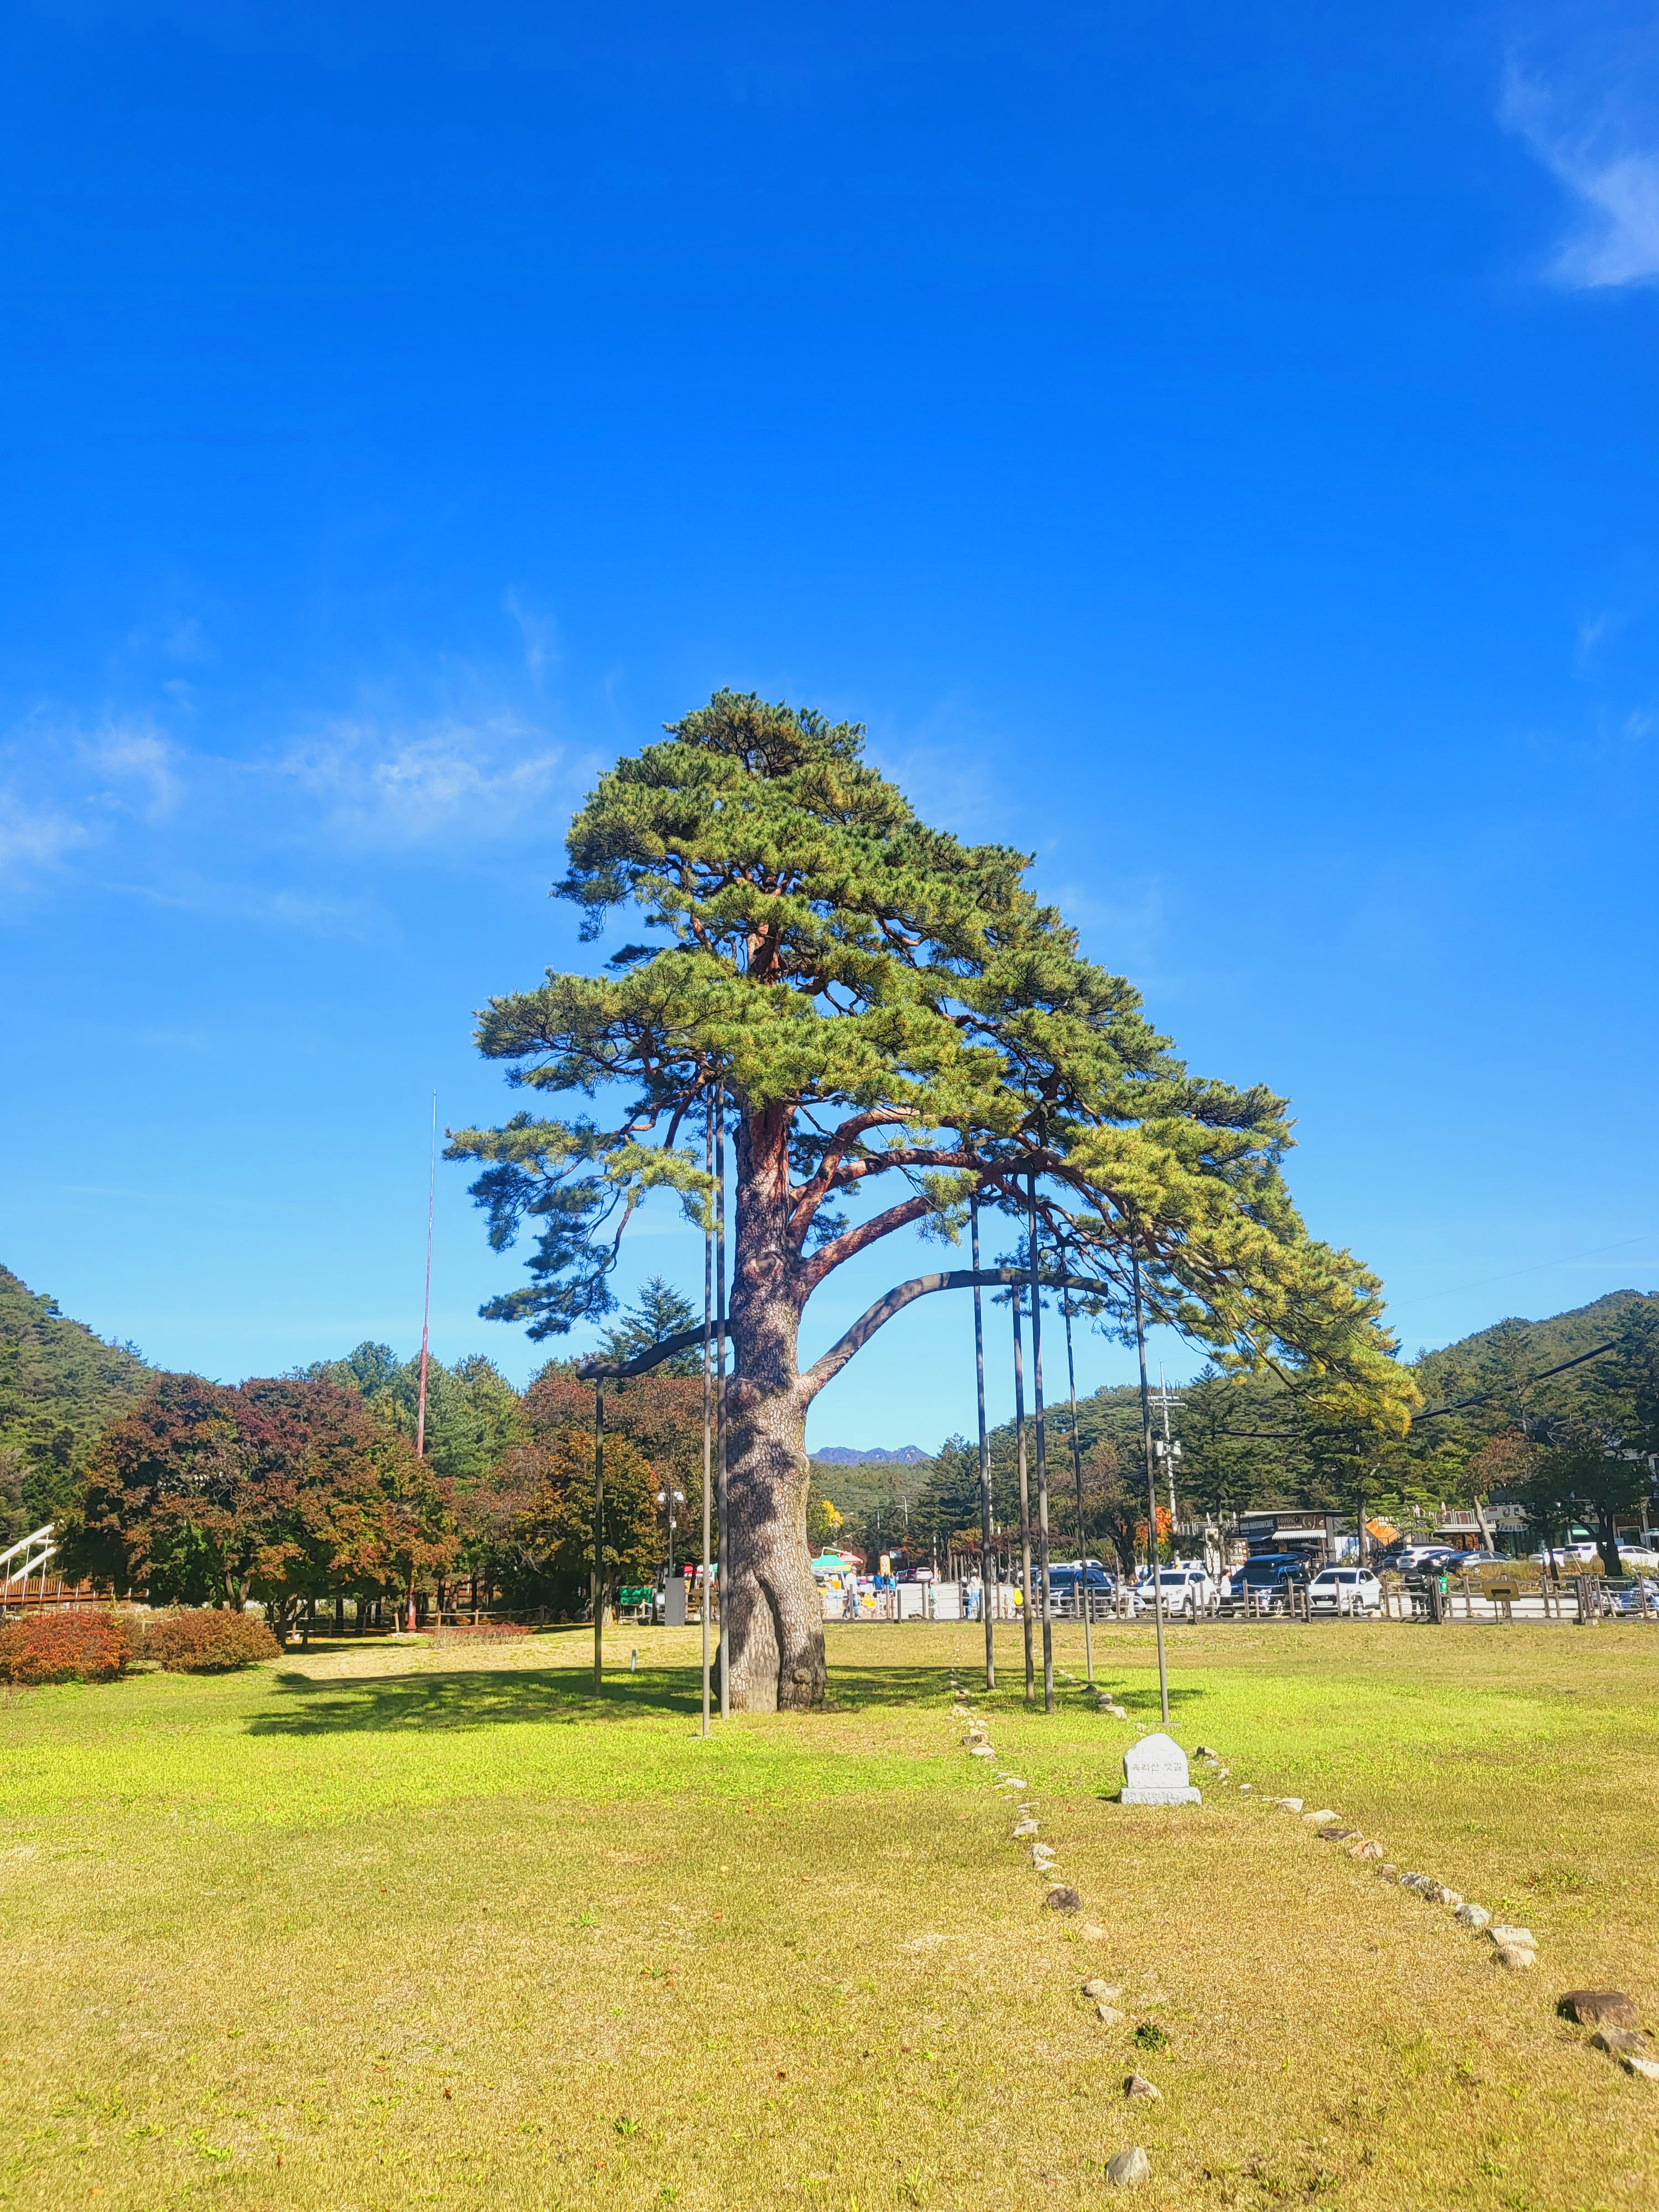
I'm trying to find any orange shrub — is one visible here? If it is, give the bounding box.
[0,1610,137,1685]
[141,1609,280,1672]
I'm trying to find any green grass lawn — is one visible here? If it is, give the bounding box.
[2,1618,1657,2212]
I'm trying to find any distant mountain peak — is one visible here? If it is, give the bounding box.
[810,1444,930,1465]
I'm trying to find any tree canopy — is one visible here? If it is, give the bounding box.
[451,690,1411,1414]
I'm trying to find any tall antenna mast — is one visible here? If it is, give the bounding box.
[416,1090,436,1460]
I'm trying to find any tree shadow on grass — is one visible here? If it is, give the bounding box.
[247,1653,1209,1736]
[249,1666,705,1734]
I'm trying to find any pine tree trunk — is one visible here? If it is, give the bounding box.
[725,1105,827,1713]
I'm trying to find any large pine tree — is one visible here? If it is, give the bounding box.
[450,691,1412,1709]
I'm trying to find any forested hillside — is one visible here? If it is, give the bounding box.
[0,1266,152,1541]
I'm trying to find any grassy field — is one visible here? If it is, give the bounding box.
[2,1618,1657,2212]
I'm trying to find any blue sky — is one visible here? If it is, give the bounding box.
[6,1,1659,1448]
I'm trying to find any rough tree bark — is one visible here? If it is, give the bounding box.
[724,1102,823,1713]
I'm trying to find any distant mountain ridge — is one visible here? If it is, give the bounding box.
[810,1444,930,1465]
[1413,1288,1655,1389]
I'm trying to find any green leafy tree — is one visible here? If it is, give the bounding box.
[601,1277,703,1376]
[1517,1419,1648,1577]
[449,690,1413,1708]
[306,1342,528,1490]
[515,1425,663,1605]
[0,1264,153,1532]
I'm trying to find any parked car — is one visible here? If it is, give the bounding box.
[1308,1566,1383,1616]
[1530,1541,1602,1568]
[1619,1545,1659,1573]
[1046,1562,1116,1592]
[1379,1542,1461,1572]
[1153,1565,1219,1618]
[1225,1553,1310,1613]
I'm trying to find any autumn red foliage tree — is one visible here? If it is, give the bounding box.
[59,1373,457,1641]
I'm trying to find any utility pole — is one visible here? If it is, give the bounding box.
[714,1085,729,1721]
[1028,1173,1054,1715]
[592,1378,606,1697]
[1131,1243,1170,1726]
[1013,1289,1035,1704]
[971,1196,995,1689]
[1064,1300,1094,1686]
[700,1091,714,1738]
[412,1088,437,1635]
[1152,1366,1183,1559]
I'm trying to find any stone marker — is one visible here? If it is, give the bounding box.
[1275,1797,1305,1812]
[1592,2027,1650,2056]
[1123,2074,1161,2101]
[1318,1826,1360,1843]
[1082,1979,1123,2001]
[1012,1818,1039,1838]
[1455,1903,1491,1929]
[1081,1922,1108,1943]
[1193,1744,1219,1759]
[1097,2002,1126,2025]
[1624,2054,1659,2081]
[969,1745,995,1758]
[1348,1840,1385,1860]
[1302,1810,1338,1825]
[1485,1925,1535,1949]
[1045,1885,1082,1913]
[1105,2147,1151,2188]
[1558,1990,1641,2030]
[1120,1733,1201,1806]
[1493,1943,1535,1971]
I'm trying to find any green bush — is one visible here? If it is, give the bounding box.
[0,1609,137,1685]
[142,1608,280,1673]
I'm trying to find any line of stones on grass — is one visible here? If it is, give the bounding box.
[945,1664,1160,2188]
[950,1652,1657,2166]
[1196,1749,1658,2083]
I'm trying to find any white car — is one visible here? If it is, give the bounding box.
[1531,1541,1601,1568]
[1308,1566,1383,1616]
[1619,1546,1659,1573]
[1152,1566,1219,1618]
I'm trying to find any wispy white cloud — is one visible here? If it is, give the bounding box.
[82,722,185,821]
[503,589,558,679]
[0,790,90,875]
[273,713,570,850]
[1504,62,1659,288]
[0,684,578,932]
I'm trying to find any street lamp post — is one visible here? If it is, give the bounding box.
[657,1488,686,1578]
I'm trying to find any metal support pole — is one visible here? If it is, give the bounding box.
[700,1093,714,1738]
[715,1086,729,1721]
[1131,1244,1170,1726]
[592,1378,606,1697]
[971,1195,995,1692]
[1028,1175,1053,1714]
[1013,1290,1034,1704]
[1065,1302,1094,1685]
